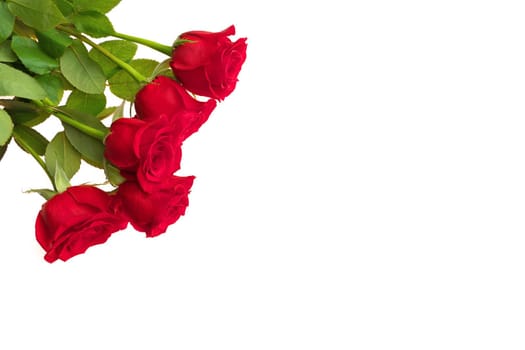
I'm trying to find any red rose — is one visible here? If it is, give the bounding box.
[104,115,182,193]
[116,176,194,237]
[35,186,128,263]
[135,75,217,141]
[135,76,217,141]
[170,25,247,100]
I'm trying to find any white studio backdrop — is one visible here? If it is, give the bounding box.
[1,0,525,349]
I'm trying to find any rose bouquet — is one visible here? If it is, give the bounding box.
[0,0,247,262]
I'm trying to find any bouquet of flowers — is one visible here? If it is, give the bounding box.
[0,0,247,262]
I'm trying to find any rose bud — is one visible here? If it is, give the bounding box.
[115,176,194,237]
[134,76,217,141]
[104,115,182,193]
[170,25,247,100]
[35,186,128,263]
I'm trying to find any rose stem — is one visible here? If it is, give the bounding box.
[32,100,108,141]
[57,25,148,84]
[12,127,56,191]
[111,31,172,56]
[51,109,108,141]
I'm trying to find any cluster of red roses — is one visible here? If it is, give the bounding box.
[35,26,247,263]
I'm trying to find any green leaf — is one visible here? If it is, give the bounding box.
[25,188,57,200]
[7,0,65,32]
[0,3,15,43]
[11,35,59,75]
[60,108,106,166]
[97,106,116,120]
[88,40,137,78]
[12,124,49,155]
[1,98,47,126]
[72,0,121,14]
[66,89,106,116]
[53,162,70,193]
[0,109,14,146]
[35,74,64,105]
[64,123,104,167]
[0,63,47,99]
[0,141,9,162]
[53,0,74,16]
[60,40,106,94]
[103,158,125,186]
[109,59,158,101]
[36,28,73,58]
[111,100,125,122]
[12,19,35,37]
[45,131,80,180]
[0,99,38,113]
[72,11,114,38]
[9,108,51,127]
[0,40,16,62]
[151,58,175,79]
[57,73,74,90]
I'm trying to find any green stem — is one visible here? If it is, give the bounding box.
[51,108,107,141]
[12,128,56,191]
[34,101,107,141]
[112,31,173,56]
[57,25,148,83]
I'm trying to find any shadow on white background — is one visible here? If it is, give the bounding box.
[1,0,525,349]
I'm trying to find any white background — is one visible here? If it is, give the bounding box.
[1,0,525,349]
